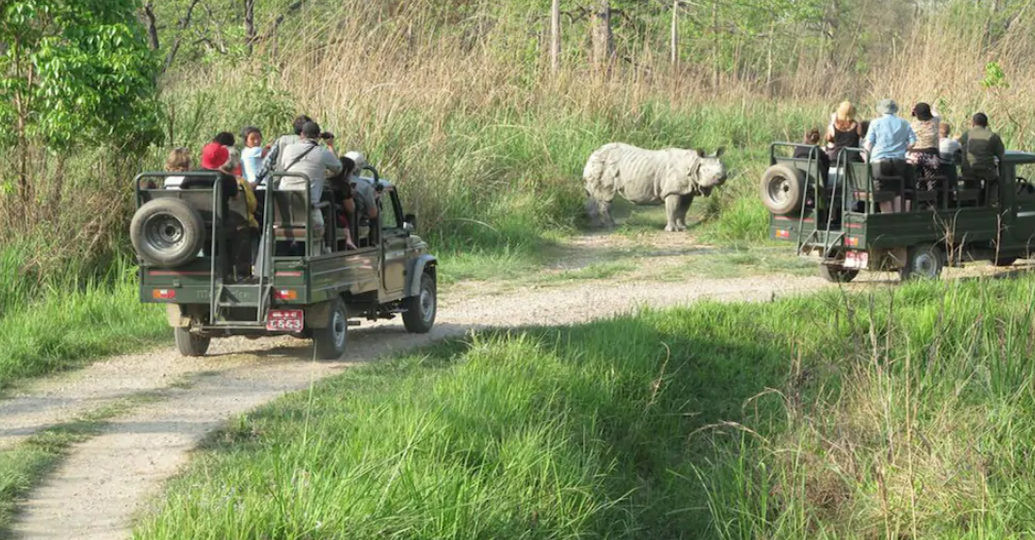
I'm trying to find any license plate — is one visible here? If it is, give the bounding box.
[843,250,869,269]
[266,309,304,332]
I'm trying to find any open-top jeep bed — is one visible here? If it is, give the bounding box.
[132,170,437,359]
[762,142,1035,281]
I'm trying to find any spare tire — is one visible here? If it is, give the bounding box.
[760,164,805,215]
[130,198,205,267]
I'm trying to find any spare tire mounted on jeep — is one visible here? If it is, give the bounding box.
[760,163,806,215]
[130,198,205,267]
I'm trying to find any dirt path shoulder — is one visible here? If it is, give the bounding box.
[4,235,831,538]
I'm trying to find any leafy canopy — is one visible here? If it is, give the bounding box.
[0,0,163,149]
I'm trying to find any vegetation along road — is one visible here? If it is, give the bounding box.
[1,232,833,538]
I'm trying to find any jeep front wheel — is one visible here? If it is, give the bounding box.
[402,273,437,333]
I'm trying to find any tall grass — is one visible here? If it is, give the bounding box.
[138,275,1035,537]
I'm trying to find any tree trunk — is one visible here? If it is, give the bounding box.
[550,0,560,74]
[244,0,256,56]
[590,0,613,73]
[710,1,719,88]
[141,3,159,50]
[670,0,679,66]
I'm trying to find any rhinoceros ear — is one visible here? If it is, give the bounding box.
[714,146,725,158]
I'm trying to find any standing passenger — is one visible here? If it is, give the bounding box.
[240,126,265,184]
[906,102,941,191]
[958,112,1005,205]
[281,121,343,254]
[864,99,916,213]
[825,101,863,163]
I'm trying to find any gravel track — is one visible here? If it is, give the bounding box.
[3,264,829,539]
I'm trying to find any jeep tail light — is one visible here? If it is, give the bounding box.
[152,289,176,300]
[275,289,298,300]
[846,236,859,247]
[775,229,790,239]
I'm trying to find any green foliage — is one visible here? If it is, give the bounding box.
[982,61,1009,90]
[0,0,163,149]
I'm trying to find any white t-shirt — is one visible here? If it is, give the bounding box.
[939,138,962,164]
[241,146,263,183]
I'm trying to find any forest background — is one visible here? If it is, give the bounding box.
[0,0,1033,376]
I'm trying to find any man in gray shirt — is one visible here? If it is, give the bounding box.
[281,122,343,251]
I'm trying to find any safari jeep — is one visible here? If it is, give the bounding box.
[761,142,1035,281]
[131,168,437,359]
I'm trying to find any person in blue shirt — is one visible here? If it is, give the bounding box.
[864,99,916,212]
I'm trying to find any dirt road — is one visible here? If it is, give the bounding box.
[2,234,837,538]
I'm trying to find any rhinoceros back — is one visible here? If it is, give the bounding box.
[583,143,672,204]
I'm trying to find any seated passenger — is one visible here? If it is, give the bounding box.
[939,122,962,165]
[825,101,863,163]
[794,129,831,191]
[864,99,916,213]
[906,102,941,190]
[163,147,193,189]
[281,121,343,255]
[959,112,1005,204]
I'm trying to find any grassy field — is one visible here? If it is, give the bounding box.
[0,247,167,390]
[136,274,1035,538]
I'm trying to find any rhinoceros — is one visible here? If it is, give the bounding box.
[583,143,727,231]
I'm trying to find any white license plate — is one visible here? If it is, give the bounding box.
[843,251,869,269]
[266,309,304,332]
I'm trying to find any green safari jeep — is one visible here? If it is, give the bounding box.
[761,142,1035,281]
[131,168,437,359]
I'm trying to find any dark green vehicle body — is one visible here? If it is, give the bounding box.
[133,171,437,357]
[767,143,1035,279]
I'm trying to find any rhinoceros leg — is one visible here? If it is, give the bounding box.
[599,199,615,228]
[675,193,694,230]
[664,194,682,232]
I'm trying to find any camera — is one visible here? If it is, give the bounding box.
[319,132,335,140]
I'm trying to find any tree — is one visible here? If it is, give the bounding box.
[0,0,163,213]
[550,0,560,73]
[590,0,613,73]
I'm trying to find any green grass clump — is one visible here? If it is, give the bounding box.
[137,274,1035,538]
[0,247,167,389]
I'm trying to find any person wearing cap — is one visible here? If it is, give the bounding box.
[958,112,1005,205]
[906,102,941,194]
[280,121,343,254]
[181,142,243,278]
[864,99,916,212]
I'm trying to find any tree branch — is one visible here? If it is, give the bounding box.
[163,0,201,72]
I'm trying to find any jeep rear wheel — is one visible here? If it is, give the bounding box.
[313,297,348,359]
[899,244,945,281]
[402,273,437,333]
[819,264,858,283]
[174,327,210,357]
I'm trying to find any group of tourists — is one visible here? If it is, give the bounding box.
[158,114,382,280]
[796,99,1005,213]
